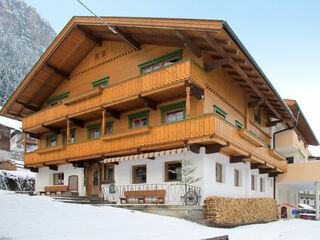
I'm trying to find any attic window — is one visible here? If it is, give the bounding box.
[102,50,106,57]
[95,53,99,60]
[214,105,227,119]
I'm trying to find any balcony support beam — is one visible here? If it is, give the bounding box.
[266,120,283,127]
[42,125,60,134]
[176,30,201,58]
[69,117,84,128]
[28,167,39,173]
[205,142,230,154]
[230,154,251,164]
[268,172,279,178]
[102,107,120,119]
[205,58,231,72]
[16,100,40,111]
[24,131,40,140]
[102,109,106,135]
[259,168,275,174]
[138,95,157,110]
[185,81,204,99]
[250,162,264,169]
[48,165,58,171]
[66,119,71,144]
[186,86,191,118]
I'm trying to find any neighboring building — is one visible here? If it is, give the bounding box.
[275,99,319,218]
[0,124,11,162]
[0,17,302,204]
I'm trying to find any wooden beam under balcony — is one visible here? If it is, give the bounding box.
[185,82,204,99]
[28,167,39,173]
[230,154,251,164]
[69,117,84,128]
[47,164,58,171]
[205,142,230,154]
[250,162,264,169]
[268,172,279,177]
[102,107,120,119]
[76,25,102,46]
[259,168,275,174]
[176,30,201,58]
[45,63,70,80]
[266,120,283,127]
[138,95,157,110]
[42,125,60,134]
[24,131,40,140]
[113,26,141,51]
[205,58,231,72]
[16,100,40,111]
[8,111,24,118]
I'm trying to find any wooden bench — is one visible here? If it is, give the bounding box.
[120,190,165,204]
[40,185,68,195]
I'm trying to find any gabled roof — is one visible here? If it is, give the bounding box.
[284,99,319,146]
[0,16,296,124]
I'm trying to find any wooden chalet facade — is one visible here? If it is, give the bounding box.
[0,17,297,203]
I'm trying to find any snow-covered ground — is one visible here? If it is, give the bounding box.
[0,190,319,240]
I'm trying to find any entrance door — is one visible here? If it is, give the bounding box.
[86,163,101,196]
[68,175,78,193]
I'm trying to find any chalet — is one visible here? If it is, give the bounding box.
[0,17,298,204]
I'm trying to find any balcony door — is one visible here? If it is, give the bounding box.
[86,163,101,196]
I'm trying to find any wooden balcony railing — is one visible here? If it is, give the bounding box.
[24,114,286,172]
[22,58,206,130]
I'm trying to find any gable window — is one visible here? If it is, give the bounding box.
[53,173,64,185]
[254,106,262,124]
[216,163,222,183]
[104,164,114,183]
[128,111,149,129]
[92,76,109,89]
[46,134,57,147]
[214,105,227,119]
[62,129,76,144]
[160,102,185,124]
[165,161,182,182]
[132,165,147,184]
[234,169,240,187]
[87,124,101,139]
[260,178,265,192]
[251,175,255,190]
[286,156,294,164]
[138,49,183,74]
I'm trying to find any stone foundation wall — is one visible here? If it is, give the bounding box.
[0,161,17,171]
[203,196,278,225]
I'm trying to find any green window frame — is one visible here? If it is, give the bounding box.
[235,120,243,129]
[87,123,101,139]
[62,128,76,144]
[105,121,113,134]
[138,49,183,74]
[214,105,227,119]
[128,111,149,129]
[46,92,70,104]
[45,134,58,147]
[160,101,186,124]
[91,76,109,88]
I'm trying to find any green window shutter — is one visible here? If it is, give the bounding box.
[160,101,186,124]
[92,76,109,88]
[127,110,150,129]
[214,105,227,119]
[235,120,243,129]
[87,123,102,139]
[46,92,70,104]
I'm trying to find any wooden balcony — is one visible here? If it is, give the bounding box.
[22,58,207,131]
[24,114,287,172]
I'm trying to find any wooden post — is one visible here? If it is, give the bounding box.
[24,132,27,153]
[102,109,106,135]
[186,86,191,118]
[67,118,70,144]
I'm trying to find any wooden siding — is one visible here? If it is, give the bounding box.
[25,114,286,172]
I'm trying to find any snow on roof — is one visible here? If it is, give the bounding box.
[298,203,315,210]
[0,106,22,131]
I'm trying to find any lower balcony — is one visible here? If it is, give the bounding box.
[24,114,287,173]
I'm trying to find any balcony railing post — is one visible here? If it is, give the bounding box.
[186,85,191,118]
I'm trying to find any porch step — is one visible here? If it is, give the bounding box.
[53,195,110,205]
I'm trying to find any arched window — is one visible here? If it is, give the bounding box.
[93,170,98,186]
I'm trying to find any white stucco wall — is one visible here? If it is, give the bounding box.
[35,164,86,196]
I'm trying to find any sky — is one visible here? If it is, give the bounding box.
[23,0,320,155]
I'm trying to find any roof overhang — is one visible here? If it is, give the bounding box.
[0,16,296,125]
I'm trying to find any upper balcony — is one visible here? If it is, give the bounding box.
[25,113,287,173]
[22,58,206,132]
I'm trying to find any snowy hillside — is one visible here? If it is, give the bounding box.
[0,191,320,240]
[0,0,56,106]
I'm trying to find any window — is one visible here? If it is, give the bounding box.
[106,122,113,134]
[254,106,262,124]
[235,120,243,129]
[138,49,183,74]
[216,163,222,183]
[165,161,182,182]
[87,124,101,139]
[260,178,265,192]
[93,170,98,186]
[132,165,147,184]
[62,129,75,144]
[214,105,227,119]
[91,76,109,88]
[46,134,57,147]
[234,169,240,187]
[102,50,106,57]
[160,102,186,124]
[251,175,255,190]
[286,157,294,164]
[53,173,64,185]
[104,164,114,182]
[128,111,149,129]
